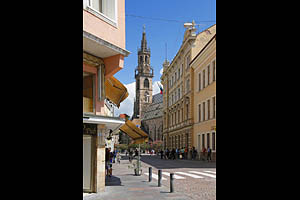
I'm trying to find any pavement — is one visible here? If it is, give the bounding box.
[83,154,216,200]
[83,155,193,200]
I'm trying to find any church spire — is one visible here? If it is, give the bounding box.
[141,25,147,50]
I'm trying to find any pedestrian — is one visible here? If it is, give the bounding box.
[113,150,116,163]
[160,149,164,159]
[171,148,176,160]
[207,147,212,162]
[105,148,110,176]
[166,148,170,159]
[193,147,198,160]
[180,147,184,159]
[134,149,139,158]
[129,150,133,163]
[125,150,128,157]
[202,146,207,161]
[116,151,121,164]
[184,147,188,159]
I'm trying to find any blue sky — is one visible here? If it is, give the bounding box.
[114,0,216,117]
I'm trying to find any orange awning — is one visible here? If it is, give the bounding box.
[119,120,148,144]
[105,76,129,108]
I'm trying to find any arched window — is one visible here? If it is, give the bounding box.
[140,56,143,63]
[145,56,148,63]
[144,78,149,88]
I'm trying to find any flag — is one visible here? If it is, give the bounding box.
[157,82,163,94]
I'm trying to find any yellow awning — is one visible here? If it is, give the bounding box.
[119,120,148,144]
[105,76,129,108]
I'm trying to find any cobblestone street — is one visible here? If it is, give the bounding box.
[140,155,216,200]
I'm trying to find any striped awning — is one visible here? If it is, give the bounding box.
[105,76,129,108]
[119,120,148,144]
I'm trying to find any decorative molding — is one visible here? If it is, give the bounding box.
[83,31,130,57]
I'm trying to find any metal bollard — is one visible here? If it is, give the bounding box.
[149,167,152,182]
[158,169,162,187]
[170,173,174,193]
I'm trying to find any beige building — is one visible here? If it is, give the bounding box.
[191,34,216,161]
[161,22,216,159]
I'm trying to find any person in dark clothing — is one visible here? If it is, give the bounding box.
[166,148,170,159]
[171,148,176,160]
[129,150,133,163]
[160,150,164,159]
[207,147,212,162]
[134,149,138,158]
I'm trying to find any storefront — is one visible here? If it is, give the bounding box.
[83,114,125,193]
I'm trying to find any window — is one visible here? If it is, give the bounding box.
[186,55,191,69]
[198,72,201,91]
[145,56,148,63]
[207,99,210,120]
[186,79,190,92]
[212,132,216,150]
[208,65,210,85]
[144,91,149,102]
[178,88,180,99]
[186,104,189,120]
[178,68,180,80]
[203,102,206,121]
[97,66,103,101]
[213,60,216,81]
[202,134,205,148]
[175,111,177,124]
[198,104,201,122]
[207,133,210,148]
[203,69,206,88]
[88,0,117,23]
[178,109,180,123]
[140,56,143,63]
[213,96,216,118]
[175,72,177,82]
[144,78,149,88]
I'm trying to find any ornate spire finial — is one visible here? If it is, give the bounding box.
[143,24,145,33]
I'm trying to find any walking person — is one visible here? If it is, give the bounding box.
[207,147,212,162]
[180,147,184,159]
[116,151,121,164]
[129,150,133,163]
[171,148,176,160]
[184,147,188,159]
[201,147,207,161]
[166,148,170,159]
[160,149,164,159]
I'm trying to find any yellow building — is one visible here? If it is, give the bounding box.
[161,23,216,159]
[191,34,216,161]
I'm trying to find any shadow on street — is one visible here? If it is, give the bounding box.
[105,175,123,186]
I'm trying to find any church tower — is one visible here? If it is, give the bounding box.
[133,26,154,119]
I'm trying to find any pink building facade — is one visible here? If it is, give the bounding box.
[83,0,130,193]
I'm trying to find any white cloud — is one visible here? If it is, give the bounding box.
[160,68,164,75]
[152,81,161,95]
[114,81,163,117]
[114,82,136,117]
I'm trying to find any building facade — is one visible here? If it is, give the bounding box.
[83,0,130,193]
[140,93,163,143]
[133,28,154,120]
[161,22,216,159]
[191,34,216,161]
